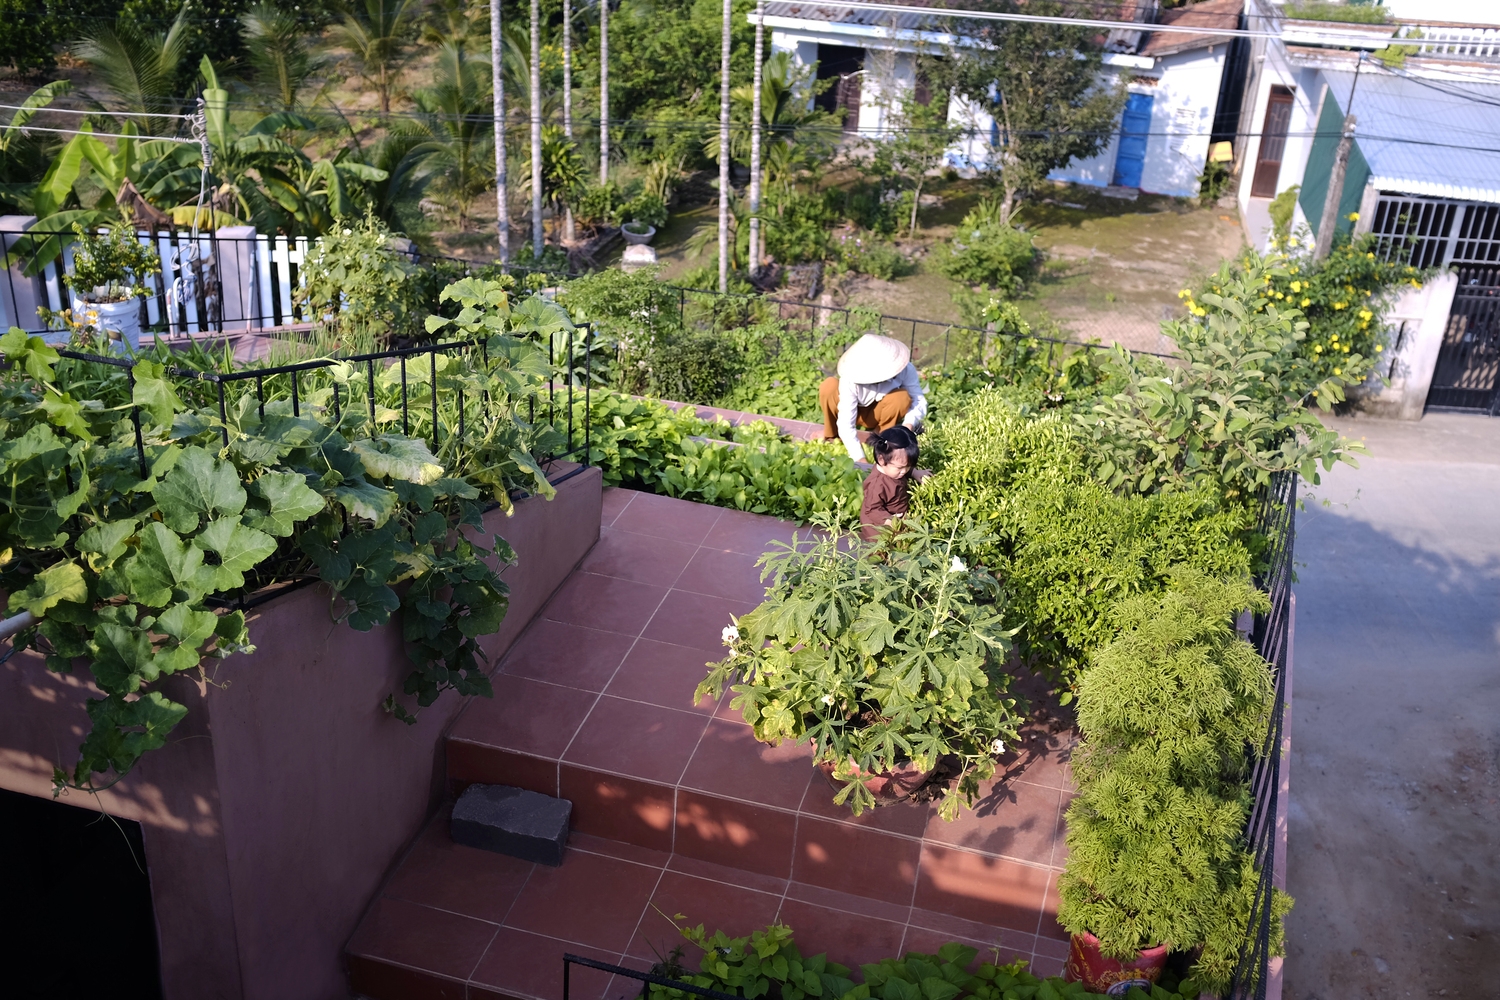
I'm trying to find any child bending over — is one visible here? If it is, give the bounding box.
[860,426,919,542]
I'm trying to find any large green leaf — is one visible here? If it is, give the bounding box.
[124,522,211,607]
[245,471,325,537]
[195,518,277,591]
[76,691,188,778]
[154,446,248,533]
[155,602,219,648]
[332,478,398,525]
[132,361,183,429]
[0,328,60,383]
[90,623,156,691]
[349,435,444,485]
[8,560,86,615]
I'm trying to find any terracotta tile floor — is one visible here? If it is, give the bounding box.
[350,489,1075,1000]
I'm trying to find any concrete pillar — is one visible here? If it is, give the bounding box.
[214,225,259,331]
[1350,270,1459,420]
[0,216,46,335]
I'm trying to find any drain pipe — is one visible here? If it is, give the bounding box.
[0,609,37,643]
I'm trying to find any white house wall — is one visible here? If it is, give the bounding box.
[1235,37,1326,224]
[770,18,1227,196]
[1051,48,1228,198]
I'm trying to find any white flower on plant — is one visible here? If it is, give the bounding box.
[949,556,966,574]
[343,228,352,235]
[991,739,1006,755]
[821,694,835,706]
[722,624,740,645]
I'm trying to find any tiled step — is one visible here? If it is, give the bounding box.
[348,489,1076,1000]
[348,817,1071,1000]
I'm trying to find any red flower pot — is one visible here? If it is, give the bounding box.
[1064,933,1169,995]
[815,759,933,805]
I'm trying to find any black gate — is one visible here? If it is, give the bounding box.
[1428,264,1500,411]
[1376,195,1500,414]
[1427,199,1500,412]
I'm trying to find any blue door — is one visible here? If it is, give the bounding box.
[1111,92,1153,188]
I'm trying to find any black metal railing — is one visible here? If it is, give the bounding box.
[1227,468,1298,1000]
[46,324,594,485]
[563,953,743,1000]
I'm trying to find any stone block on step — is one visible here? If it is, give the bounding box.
[451,784,572,866]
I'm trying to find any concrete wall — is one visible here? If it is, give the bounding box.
[1348,271,1461,420]
[0,467,602,1000]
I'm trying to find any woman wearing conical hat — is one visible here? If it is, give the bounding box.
[819,334,928,463]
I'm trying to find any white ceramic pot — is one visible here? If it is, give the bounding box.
[72,297,143,352]
[620,223,657,246]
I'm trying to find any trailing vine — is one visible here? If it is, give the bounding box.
[0,276,566,793]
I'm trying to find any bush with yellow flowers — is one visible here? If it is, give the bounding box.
[1181,230,1422,397]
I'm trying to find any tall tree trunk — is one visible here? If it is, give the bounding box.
[748,0,764,277]
[562,0,574,242]
[909,176,923,238]
[996,91,1018,226]
[491,0,509,263]
[599,0,609,184]
[718,0,731,293]
[530,0,543,258]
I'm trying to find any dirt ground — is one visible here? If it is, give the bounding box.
[1286,412,1500,999]
[652,174,1246,354]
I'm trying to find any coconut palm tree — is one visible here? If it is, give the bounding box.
[704,52,836,167]
[598,0,609,184]
[327,0,420,116]
[241,3,323,112]
[490,0,510,261]
[399,42,495,231]
[717,0,731,292]
[423,0,488,55]
[73,8,190,135]
[561,0,574,241]
[529,0,543,256]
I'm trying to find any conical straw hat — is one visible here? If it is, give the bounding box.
[837,334,911,384]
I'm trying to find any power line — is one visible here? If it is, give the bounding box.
[0,102,190,120]
[0,122,197,142]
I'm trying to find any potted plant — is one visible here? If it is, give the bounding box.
[67,223,160,350]
[1057,569,1291,995]
[699,516,1023,819]
[620,219,657,246]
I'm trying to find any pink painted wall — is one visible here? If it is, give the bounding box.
[0,467,602,1000]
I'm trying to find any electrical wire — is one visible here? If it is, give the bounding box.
[0,122,197,142]
[0,102,190,119]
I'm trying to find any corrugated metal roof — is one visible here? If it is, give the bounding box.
[1324,69,1500,205]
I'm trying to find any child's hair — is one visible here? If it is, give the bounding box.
[871,425,919,466]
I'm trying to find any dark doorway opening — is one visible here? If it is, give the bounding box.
[0,786,163,999]
[814,44,864,131]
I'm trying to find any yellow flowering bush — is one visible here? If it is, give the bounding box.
[1247,233,1420,389]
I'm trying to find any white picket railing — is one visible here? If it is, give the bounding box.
[1405,23,1500,62]
[0,221,312,336]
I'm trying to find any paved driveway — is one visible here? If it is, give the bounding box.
[1286,413,1500,998]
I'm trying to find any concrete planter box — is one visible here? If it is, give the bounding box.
[0,467,602,1000]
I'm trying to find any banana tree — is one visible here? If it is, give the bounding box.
[0,80,71,215]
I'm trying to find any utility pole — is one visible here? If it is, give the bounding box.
[563,0,574,242]
[491,0,509,264]
[530,0,544,259]
[748,0,765,278]
[1314,111,1357,260]
[599,0,609,184]
[718,0,732,293]
[1315,53,1363,260]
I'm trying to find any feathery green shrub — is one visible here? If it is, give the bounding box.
[1057,569,1290,992]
